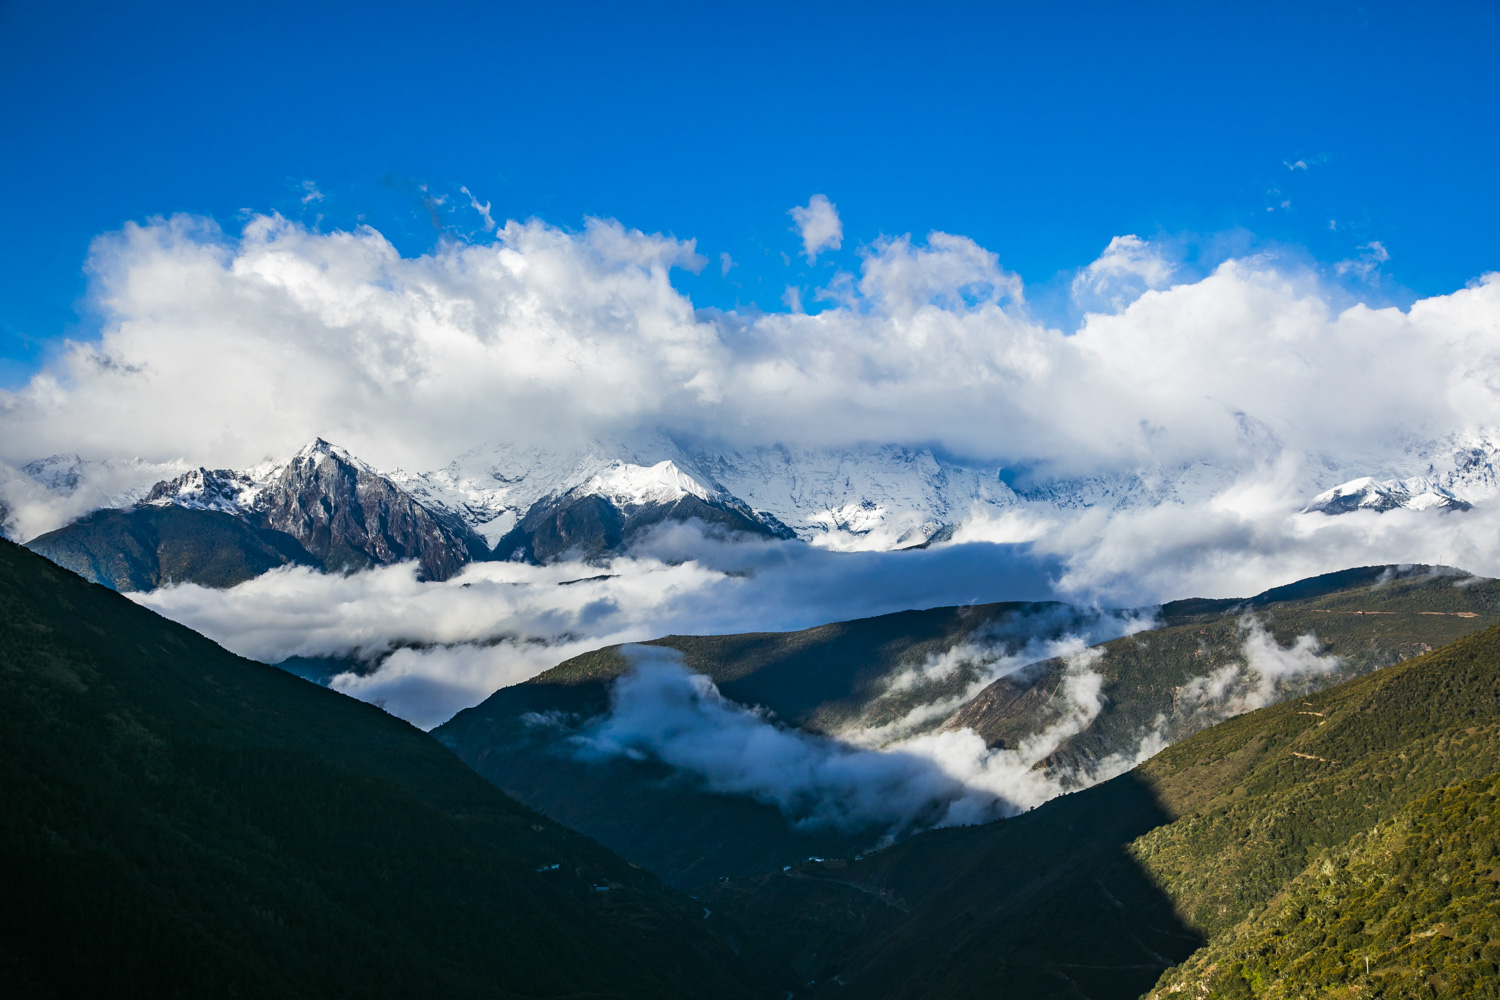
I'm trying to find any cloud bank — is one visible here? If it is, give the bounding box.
[555,614,1360,839]
[3,210,1496,489]
[134,528,1062,728]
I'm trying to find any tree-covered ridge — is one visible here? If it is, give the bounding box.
[0,539,774,999]
[1126,616,1500,998]
[1147,775,1500,999]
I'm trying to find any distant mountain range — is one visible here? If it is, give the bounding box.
[7,430,1500,590]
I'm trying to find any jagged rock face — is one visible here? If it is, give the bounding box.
[142,468,257,514]
[254,446,480,581]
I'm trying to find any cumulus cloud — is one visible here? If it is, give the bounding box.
[1070,233,1175,312]
[789,193,842,261]
[2,211,1498,498]
[10,208,1500,692]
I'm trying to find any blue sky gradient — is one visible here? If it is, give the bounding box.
[2,0,1497,384]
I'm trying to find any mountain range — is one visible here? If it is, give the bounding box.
[6,528,1498,998]
[10,431,1500,591]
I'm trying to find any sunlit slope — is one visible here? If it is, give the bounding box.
[1133,614,1500,998]
[702,608,1500,1000]
[0,540,773,1000]
[1146,776,1500,999]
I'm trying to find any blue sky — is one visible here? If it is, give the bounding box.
[2,0,1497,385]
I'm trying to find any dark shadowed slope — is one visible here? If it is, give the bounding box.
[0,539,775,1000]
[435,601,1096,886]
[702,614,1500,1000]
[24,504,319,591]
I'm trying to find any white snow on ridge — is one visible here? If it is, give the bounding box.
[11,429,1500,547]
[1,453,191,541]
[581,460,717,507]
[390,436,697,547]
[1303,475,1471,515]
[688,444,1018,549]
[141,468,262,514]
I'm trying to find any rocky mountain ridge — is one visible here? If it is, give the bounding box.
[9,430,1500,575]
[23,438,797,588]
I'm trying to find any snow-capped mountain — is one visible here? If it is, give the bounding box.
[396,437,1023,552]
[14,429,1500,592]
[25,440,492,589]
[1302,477,1472,515]
[490,458,796,563]
[141,467,264,514]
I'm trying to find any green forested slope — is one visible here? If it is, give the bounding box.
[0,539,773,999]
[1131,615,1500,999]
[1146,776,1500,999]
[702,613,1500,1000]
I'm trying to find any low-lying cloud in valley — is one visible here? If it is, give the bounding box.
[13,201,1500,835]
[135,528,1063,728]
[567,642,1137,839]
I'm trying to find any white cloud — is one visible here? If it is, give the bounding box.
[781,285,804,313]
[789,193,843,261]
[1070,234,1175,312]
[131,526,1063,727]
[460,185,495,231]
[3,210,1500,563]
[568,641,1157,839]
[1336,240,1391,280]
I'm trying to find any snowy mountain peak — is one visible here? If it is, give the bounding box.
[21,454,86,494]
[575,459,717,508]
[1303,476,1472,515]
[141,468,261,514]
[288,438,371,472]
